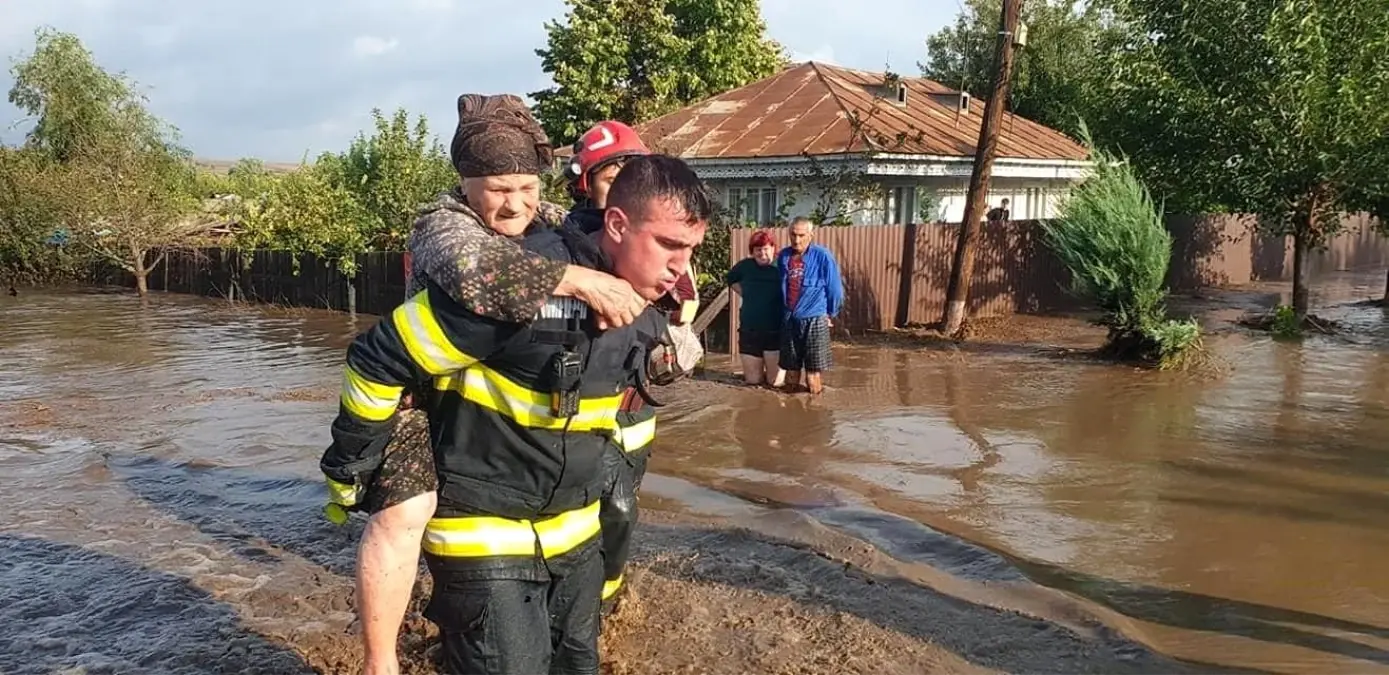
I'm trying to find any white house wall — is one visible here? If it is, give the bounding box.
[922,176,1074,222]
[704,175,1073,225]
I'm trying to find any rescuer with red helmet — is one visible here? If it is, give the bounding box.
[564,120,651,209]
[563,121,704,613]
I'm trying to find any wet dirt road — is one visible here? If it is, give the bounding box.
[2,277,1386,674]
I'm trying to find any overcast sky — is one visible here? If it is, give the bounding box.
[1,0,959,162]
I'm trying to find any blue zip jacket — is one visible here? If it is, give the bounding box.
[777,243,843,320]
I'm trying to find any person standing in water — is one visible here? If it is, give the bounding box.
[726,229,784,386]
[778,217,842,395]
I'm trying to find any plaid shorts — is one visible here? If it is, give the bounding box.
[779,316,832,372]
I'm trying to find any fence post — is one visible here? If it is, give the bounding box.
[895,222,918,327]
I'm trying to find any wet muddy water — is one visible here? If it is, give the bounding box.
[2,275,1387,674]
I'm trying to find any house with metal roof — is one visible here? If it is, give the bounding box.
[631,61,1092,225]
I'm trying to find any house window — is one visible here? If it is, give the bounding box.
[727,186,778,225]
[882,186,915,224]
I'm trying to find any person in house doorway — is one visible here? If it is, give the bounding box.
[987,198,1011,223]
[726,229,784,386]
[777,217,843,395]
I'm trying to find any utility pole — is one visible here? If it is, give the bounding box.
[941,0,1024,336]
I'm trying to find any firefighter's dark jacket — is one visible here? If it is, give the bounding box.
[323,225,668,520]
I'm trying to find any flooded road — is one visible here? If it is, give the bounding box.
[2,277,1387,674]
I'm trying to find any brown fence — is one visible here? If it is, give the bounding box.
[96,214,1387,354]
[97,248,409,317]
[726,214,1389,353]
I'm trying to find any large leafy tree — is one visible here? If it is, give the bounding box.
[1110,0,1389,318]
[920,0,1131,136]
[532,0,785,144]
[7,28,205,296]
[316,108,455,249]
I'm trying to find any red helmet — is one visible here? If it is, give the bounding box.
[564,121,649,195]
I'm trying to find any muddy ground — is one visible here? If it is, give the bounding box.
[282,508,1224,675]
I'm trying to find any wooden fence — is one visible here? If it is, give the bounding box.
[97,213,1387,354]
[724,214,1389,353]
[96,248,409,317]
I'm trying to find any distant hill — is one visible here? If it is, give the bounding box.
[193,158,304,175]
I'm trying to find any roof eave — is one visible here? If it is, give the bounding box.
[683,153,1093,180]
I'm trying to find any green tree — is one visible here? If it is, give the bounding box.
[921,0,1131,136]
[532,0,785,144]
[0,146,84,284]
[232,164,376,277]
[8,27,204,296]
[318,108,455,249]
[7,28,141,162]
[42,113,205,296]
[1041,128,1201,369]
[1110,0,1389,319]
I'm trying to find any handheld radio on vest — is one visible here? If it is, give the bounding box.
[550,350,583,417]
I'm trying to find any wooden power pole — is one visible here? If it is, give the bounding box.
[941,0,1024,336]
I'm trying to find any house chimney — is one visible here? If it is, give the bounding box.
[959,92,971,114]
[894,82,907,107]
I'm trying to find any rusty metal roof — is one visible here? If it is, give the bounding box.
[636,62,1088,162]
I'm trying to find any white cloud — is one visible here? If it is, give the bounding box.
[351,35,398,58]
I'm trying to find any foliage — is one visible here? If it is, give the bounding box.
[6,27,204,295]
[921,0,1132,137]
[214,109,454,276]
[1041,130,1202,369]
[315,108,455,249]
[1270,304,1302,339]
[231,164,377,277]
[1106,0,1389,316]
[532,0,785,144]
[7,27,143,163]
[541,172,575,211]
[691,204,740,294]
[0,146,87,283]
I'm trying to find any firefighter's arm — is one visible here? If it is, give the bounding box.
[320,284,522,508]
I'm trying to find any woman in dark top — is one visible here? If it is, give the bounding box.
[726,229,785,386]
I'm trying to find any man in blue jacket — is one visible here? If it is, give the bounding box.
[777,217,843,395]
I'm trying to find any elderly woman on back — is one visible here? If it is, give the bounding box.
[324,93,650,675]
[726,229,784,386]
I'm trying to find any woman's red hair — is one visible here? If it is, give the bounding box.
[748,229,776,252]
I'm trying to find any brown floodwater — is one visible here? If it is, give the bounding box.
[2,272,1387,674]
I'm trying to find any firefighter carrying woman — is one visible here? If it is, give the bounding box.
[321,92,702,675]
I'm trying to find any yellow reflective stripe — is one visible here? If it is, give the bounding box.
[423,500,602,559]
[434,366,622,432]
[614,416,656,453]
[325,478,361,507]
[340,366,402,422]
[602,574,624,600]
[392,291,477,375]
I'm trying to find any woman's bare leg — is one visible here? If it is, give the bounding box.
[357,491,436,675]
[762,351,784,388]
[740,354,765,385]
